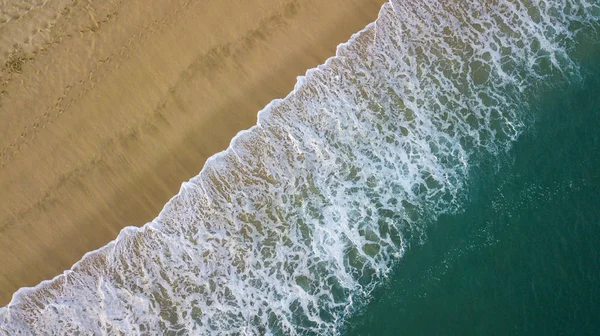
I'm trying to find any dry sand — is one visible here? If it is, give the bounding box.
[0,0,386,306]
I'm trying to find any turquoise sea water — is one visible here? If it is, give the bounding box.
[1,0,599,334]
[345,58,600,335]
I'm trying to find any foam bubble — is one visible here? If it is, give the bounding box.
[1,0,598,334]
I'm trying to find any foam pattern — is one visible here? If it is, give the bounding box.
[1,0,598,334]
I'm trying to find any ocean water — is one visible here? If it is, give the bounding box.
[1,0,599,335]
[343,53,600,335]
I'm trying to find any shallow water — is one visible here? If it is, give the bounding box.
[1,0,599,334]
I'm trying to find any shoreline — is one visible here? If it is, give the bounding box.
[6,16,384,307]
[0,0,386,306]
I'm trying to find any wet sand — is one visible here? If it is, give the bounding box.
[0,0,386,306]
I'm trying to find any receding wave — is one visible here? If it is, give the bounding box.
[1,0,598,334]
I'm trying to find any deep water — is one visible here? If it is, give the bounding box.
[344,56,600,335]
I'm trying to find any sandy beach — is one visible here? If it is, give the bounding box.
[0,0,385,306]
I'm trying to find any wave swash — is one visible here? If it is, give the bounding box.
[1,0,598,334]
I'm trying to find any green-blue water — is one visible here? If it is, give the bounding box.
[344,56,600,335]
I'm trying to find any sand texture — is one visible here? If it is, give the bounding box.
[0,0,385,306]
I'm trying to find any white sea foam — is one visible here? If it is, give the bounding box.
[1,0,597,334]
